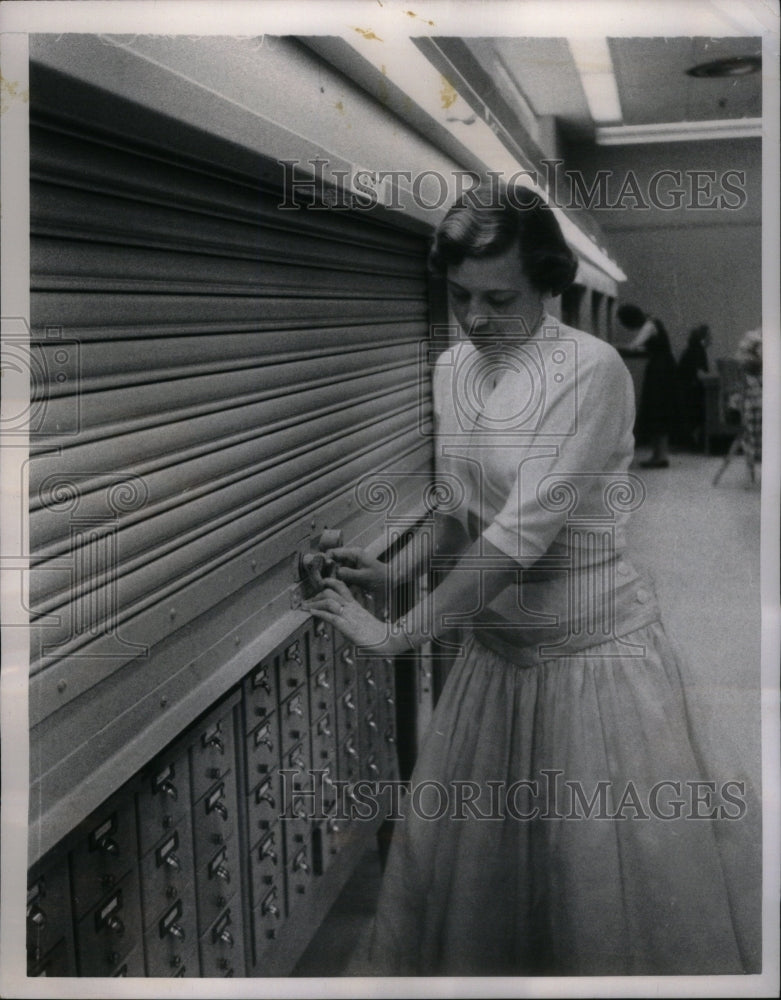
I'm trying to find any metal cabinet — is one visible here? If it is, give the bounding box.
[27,616,400,978]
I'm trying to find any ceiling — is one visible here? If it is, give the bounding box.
[465,35,762,144]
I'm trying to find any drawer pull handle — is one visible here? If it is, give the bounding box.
[97,836,119,857]
[168,923,185,941]
[288,699,304,718]
[341,649,354,666]
[294,852,310,873]
[256,732,273,749]
[327,817,341,834]
[384,691,395,706]
[206,734,225,755]
[164,852,181,872]
[213,801,228,821]
[262,899,279,918]
[27,905,47,928]
[159,779,178,801]
[368,761,380,777]
[106,914,124,936]
[214,863,231,884]
[318,719,332,737]
[346,743,358,759]
[261,844,277,864]
[365,671,376,688]
[385,730,396,745]
[258,789,275,807]
[254,671,271,693]
[342,692,356,711]
[219,927,234,948]
[367,715,377,730]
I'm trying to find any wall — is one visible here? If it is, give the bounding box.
[562,137,762,362]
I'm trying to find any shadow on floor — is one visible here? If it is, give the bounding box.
[292,847,383,976]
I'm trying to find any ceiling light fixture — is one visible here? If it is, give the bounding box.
[686,56,761,78]
[567,37,623,125]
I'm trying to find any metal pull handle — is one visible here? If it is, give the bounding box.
[168,922,185,941]
[385,728,396,745]
[341,648,354,666]
[367,714,377,730]
[384,689,395,706]
[164,852,181,872]
[214,863,231,884]
[318,719,332,737]
[256,670,271,693]
[206,734,225,755]
[287,646,302,665]
[213,801,228,821]
[258,786,275,806]
[106,914,124,936]
[317,671,330,689]
[365,671,376,688]
[98,836,119,857]
[368,760,380,777]
[219,928,234,947]
[294,853,310,873]
[327,817,341,834]
[346,742,358,759]
[262,898,279,918]
[261,842,277,863]
[343,692,356,711]
[27,905,47,928]
[289,698,304,718]
[159,779,178,801]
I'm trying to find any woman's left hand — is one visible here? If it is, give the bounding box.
[302,577,396,652]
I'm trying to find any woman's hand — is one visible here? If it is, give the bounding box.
[326,547,388,600]
[302,577,402,654]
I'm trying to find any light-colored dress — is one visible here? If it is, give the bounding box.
[367,316,757,975]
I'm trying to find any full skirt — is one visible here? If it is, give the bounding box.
[368,623,758,976]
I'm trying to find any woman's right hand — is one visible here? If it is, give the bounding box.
[326,547,388,599]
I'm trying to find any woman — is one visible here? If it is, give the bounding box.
[617,303,678,467]
[676,323,711,449]
[303,186,752,975]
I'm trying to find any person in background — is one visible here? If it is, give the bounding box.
[616,303,678,468]
[713,328,762,486]
[676,324,711,450]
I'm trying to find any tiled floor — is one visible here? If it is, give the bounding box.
[293,449,763,976]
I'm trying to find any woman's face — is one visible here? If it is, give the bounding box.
[447,242,544,348]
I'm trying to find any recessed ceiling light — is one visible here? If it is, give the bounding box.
[686,56,761,78]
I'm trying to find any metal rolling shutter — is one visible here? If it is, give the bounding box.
[28,75,433,748]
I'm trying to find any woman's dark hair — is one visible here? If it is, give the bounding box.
[616,303,647,330]
[429,183,577,297]
[688,324,710,346]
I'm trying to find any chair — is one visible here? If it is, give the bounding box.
[710,361,761,486]
[701,358,744,455]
